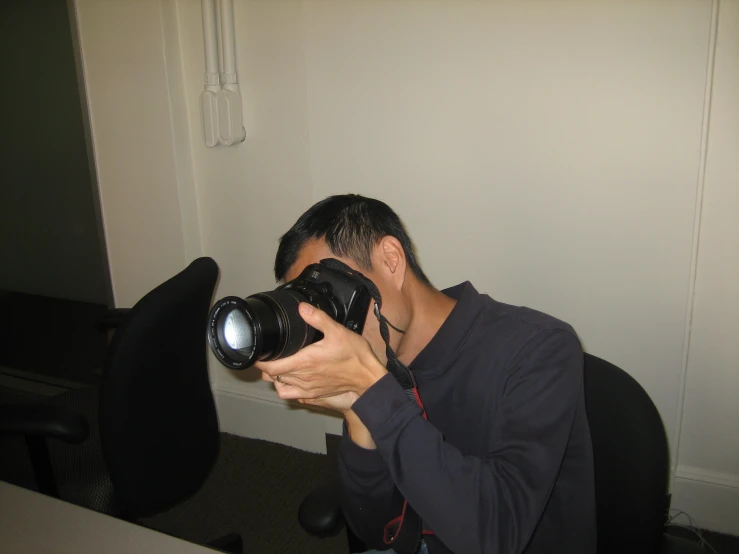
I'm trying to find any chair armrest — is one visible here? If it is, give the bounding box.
[0,403,89,443]
[298,481,344,536]
[96,308,132,331]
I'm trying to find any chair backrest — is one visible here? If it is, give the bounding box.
[99,257,220,518]
[583,353,670,554]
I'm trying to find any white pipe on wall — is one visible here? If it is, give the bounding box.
[219,0,237,91]
[202,0,220,91]
[216,0,245,146]
[200,0,220,147]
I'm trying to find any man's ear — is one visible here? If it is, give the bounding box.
[376,236,407,289]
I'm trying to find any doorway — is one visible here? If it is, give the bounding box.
[0,0,111,398]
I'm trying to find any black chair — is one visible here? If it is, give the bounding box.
[299,353,705,553]
[0,257,241,553]
[583,354,703,554]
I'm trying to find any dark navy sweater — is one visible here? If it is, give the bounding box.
[338,282,597,554]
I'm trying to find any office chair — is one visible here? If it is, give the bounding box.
[0,257,242,553]
[298,353,705,554]
[583,354,703,554]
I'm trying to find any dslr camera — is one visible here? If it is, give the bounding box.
[207,260,372,369]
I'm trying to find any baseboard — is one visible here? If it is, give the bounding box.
[672,466,739,535]
[213,383,343,454]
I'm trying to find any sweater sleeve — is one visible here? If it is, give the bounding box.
[349,328,584,554]
[337,421,404,549]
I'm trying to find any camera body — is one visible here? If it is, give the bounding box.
[279,262,371,335]
[208,260,372,370]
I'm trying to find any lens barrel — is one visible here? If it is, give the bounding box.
[207,288,321,369]
[207,261,370,370]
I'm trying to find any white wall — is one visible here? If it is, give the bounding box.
[300,0,710,455]
[73,0,191,308]
[672,0,739,533]
[74,0,738,534]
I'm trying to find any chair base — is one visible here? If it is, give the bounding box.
[661,533,707,553]
[207,532,243,554]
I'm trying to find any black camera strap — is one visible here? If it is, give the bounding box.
[319,258,420,397]
[320,259,433,554]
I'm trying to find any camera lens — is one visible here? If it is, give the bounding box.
[208,299,259,368]
[207,288,329,370]
[222,309,253,352]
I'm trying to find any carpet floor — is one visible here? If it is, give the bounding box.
[140,433,348,553]
[666,526,739,554]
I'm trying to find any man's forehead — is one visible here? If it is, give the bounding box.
[284,238,366,282]
[284,239,334,281]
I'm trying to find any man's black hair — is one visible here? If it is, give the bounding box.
[274,194,431,285]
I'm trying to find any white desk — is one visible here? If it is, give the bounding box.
[0,482,217,553]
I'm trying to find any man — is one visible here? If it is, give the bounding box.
[257,194,596,554]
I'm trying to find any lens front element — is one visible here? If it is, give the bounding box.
[223,309,253,352]
[208,297,259,369]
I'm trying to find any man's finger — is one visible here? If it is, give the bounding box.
[256,350,312,377]
[261,372,274,383]
[273,373,315,390]
[275,384,315,401]
[298,303,343,333]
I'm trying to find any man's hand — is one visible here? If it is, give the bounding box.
[262,372,359,413]
[256,303,388,414]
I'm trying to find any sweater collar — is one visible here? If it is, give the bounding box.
[409,281,484,377]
